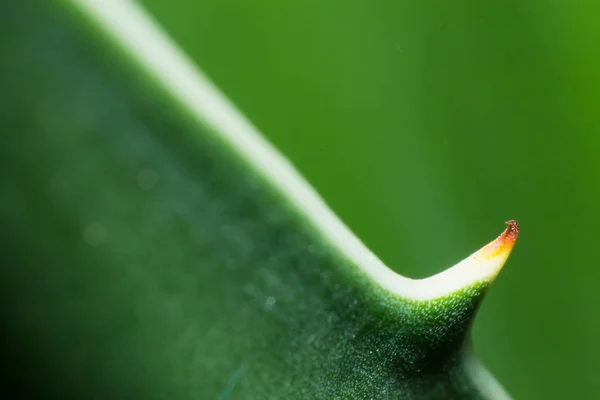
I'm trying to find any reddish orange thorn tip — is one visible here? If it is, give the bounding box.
[476,220,520,261]
[501,220,520,245]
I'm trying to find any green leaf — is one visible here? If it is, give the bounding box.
[0,1,518,399]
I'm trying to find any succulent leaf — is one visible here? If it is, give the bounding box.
[0,1,518,399]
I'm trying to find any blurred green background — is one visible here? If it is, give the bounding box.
[139,0,600,399]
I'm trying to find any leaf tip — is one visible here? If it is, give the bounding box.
[414,220,521,300]
[454,219,520,289]
[475,219,520,263]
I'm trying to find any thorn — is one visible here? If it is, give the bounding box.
[414,221,521,299]
[474,220,520,262]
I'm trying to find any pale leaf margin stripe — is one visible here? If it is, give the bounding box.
[64,0,517,301]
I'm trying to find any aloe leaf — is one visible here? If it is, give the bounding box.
[0,1,518,399]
